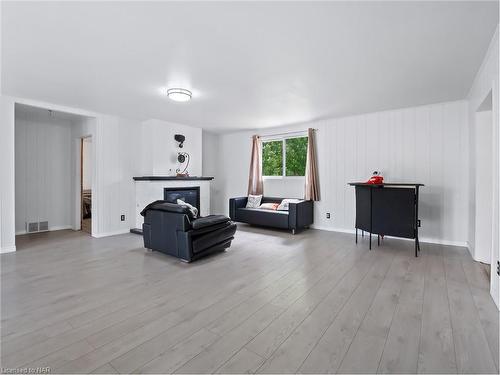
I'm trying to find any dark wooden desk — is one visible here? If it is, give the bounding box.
[349,183,424,257]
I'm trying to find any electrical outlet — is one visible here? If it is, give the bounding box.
[497,261,499,276]
[326,213,331,219]
[121,215,125,222]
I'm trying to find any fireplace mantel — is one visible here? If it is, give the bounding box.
[133,176,214,181]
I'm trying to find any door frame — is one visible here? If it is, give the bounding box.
[80,136,92,233]
[74,134,94,234]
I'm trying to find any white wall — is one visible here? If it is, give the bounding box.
[202,131,220,213]
[15,108,73,234]
[141,119,202,176]
[0,96,16,253]
[474,110,493,264]
[467,26,499,308]
[211,100,470,246]
[93,115,142,237]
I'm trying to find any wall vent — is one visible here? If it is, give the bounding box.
[39,221,49,231]
[27,222,39,233]
[26,221,49,233]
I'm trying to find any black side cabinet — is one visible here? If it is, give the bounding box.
[349,183,423,257]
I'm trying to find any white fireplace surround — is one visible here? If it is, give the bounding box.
[135,179,211,229]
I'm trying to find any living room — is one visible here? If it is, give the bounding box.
[1,1,499,374]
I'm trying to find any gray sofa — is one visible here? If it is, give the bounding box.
[229,196,314,234]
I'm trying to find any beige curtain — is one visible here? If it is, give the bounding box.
[304,128,320,201]
[248,135,263,195]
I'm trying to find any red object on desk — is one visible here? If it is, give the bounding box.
[366,175,384,184]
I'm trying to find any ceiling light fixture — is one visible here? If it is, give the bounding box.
[167,88,192,102]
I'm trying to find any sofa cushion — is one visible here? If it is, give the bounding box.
[246,194,263,208]
[235,207,289,229]
[277,198,303,211]
[259,202,280,210]
[240,207,289,215]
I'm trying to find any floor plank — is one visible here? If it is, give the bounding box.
[257,248,381,374]
[298,250,394,373]
[216,347,265,374]
[337,254,411,373]
[444,257,497,374]
[416,248,457,373]
[462,260,499,372]
[377,252,426,374]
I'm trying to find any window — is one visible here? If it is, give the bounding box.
[262,140,283,176]
[262,136,308,177]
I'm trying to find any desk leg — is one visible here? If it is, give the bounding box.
[369,232,372,250]
[356,228,358,244]
[377,235,380,246]
[415,238,418,257]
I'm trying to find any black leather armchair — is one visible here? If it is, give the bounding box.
[141,200,237,262]
[229,196,313,234]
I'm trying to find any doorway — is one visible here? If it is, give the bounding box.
[14,103,96,246]
[81,136,92,234]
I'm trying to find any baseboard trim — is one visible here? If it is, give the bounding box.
[16,225,73,236]
[0,245,16,254]
[92,229,131,238]
[465,241,475,258]
[311,225,468,248]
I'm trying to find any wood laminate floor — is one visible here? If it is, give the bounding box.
[1,226,498,374]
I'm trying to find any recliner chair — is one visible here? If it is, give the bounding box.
[141,200,237,262]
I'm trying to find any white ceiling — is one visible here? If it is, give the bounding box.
[15,103,88,122]
[1,1,498,132]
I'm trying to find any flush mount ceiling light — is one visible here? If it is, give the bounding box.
[166,88,192,102]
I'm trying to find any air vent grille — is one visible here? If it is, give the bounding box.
[26,221,49,233]
[39,221,49,231]
[27,222,39,233]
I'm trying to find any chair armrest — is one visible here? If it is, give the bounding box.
[229,197,248,219]
[289,200,314,229]
[192,215,230,230]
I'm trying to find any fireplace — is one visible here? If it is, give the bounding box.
[164,187,200,212]
[133,177,213,234]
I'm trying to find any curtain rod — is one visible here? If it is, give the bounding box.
[252,128,318,139]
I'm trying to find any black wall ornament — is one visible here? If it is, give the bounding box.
[176,152,190,176]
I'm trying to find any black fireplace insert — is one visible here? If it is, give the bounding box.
[164,187,200,212]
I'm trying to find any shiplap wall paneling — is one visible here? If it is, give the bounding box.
[467,27,499,307]
[15,110,72,234]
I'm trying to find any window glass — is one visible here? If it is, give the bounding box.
[262,140,283,176]
[285,137,308,176]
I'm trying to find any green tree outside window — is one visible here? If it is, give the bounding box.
[286,137,308,176]
[262,140,283,176]
[262,136,308,176]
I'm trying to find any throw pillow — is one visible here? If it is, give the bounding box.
[176,199,198,218]
[277,198,302,211]
[259,202,280,210]
[246,194,263,208]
